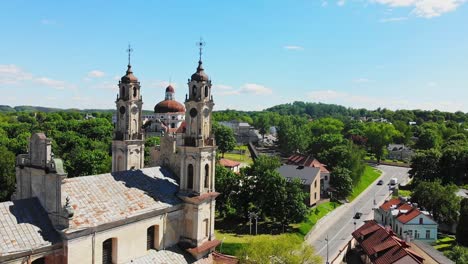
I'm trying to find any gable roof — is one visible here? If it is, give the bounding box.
[352,220,424,264]
[286,154,329,173]
[0,198,60,256]
[277,165,320,185]
[219,158,241,168]
[380,198,434,224]
[380,198,402,211]
[397,209,422,224]
[62,167,181,233]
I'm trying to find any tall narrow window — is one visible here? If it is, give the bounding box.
[133,87,137,97]
[204,164,209,188]
[192,85,197,97]
[204,219,209,238]
[188,164,194,189]
[102,238,113,264]
[204,86,208,97]
[419,218,423,224]
[147,226,155,250]
[426,230,430,239]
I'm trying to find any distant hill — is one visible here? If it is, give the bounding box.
[0,105,155,115]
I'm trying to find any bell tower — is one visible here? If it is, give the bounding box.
[112,46,144,172]
[178,41,220,259]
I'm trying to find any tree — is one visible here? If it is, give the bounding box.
[409,149,441,182]
[415,128,442,150]
[309,117,344,136]
[215,164,241,218]
[213,124,236,158]
[144,136,160,166]
[411,181,461,224]
[445,245,468,264]
[457,198,468,247]
[329,167,353,200]
[364,122,399,162]
[65,147,112,177]
[0,146,15,202]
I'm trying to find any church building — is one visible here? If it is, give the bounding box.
[0,49,220,264]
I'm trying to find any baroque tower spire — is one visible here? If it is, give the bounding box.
[111,46,145,172]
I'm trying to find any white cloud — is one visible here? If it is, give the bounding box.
[34,77,67,90]
[379,17,408,22]
[284,45,304,51]
[338,0,346,6]
[239,83,273,95]
[0,64,33,85]
[371,0,466,18]
[213,84,233,90]
[87,70,105,78]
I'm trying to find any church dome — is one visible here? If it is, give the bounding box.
[121,65,138,83]
[191,60,209,82]
[154,100,185,113]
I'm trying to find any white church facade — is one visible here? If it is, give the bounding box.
[0,52,220,264]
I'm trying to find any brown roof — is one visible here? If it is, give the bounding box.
[191,60,209,82]
[121,65,138,83]
[187,239,220,255]
[166,85,175,93]
[219,158,241,168]
[286,154,329,173]
[380,198,402,211]
[380,199,427,224]
[397,208,422,224]
[352,220,424,264]
[212,252,239,264]
[61,167,181,232]
[154,100,185,114]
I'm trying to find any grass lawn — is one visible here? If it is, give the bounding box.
[348,165,382,201]
[222,152,253,164]
[292,202,341,237]
[215,202,340,256]
[395,189,412,197]
[434,235,457,252]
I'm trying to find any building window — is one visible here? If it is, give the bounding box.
[172,116,176,120]
[314,180,317,188]
[381,215,383,222]
[187,164,194,189]
[204,219,209,238]
[133,87,137,97]
[408,230,413,238]
[426,230,430,239]
[192,85,197,97]
[204,164,209,188]
[415,230,419,239]
[147,226,155,250]
[31,258,45,264]
[314,192,317,200]
[102,238,115,264]
[171,123,175,128]
[205,86,208,97]
[419,218,423,224]
[325,175,328,181]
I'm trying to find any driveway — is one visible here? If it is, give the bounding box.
[305,165,410,263]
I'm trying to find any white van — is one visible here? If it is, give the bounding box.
[390,178,398,185]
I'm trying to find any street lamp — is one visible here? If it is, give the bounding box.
[325,234,329,264]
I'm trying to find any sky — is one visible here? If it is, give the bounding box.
[1,0,467,112]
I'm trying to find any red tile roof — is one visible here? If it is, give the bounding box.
[219,158,241,168]
[212,252,239,264]
[397,208,422,224]
[187,239,221,255]
[379,198,402,211]
[352,220,424,264]
[286,154,329,173]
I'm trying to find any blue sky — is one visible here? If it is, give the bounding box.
[1,0,467,112]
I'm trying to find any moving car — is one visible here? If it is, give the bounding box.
[390,178,398,185]
[353,212,363,219]
[377,180,384,185]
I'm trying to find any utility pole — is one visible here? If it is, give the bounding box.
[325,234,329,264]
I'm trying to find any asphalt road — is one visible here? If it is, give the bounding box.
[306,165,410,263]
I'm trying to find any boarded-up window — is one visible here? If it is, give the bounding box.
[102,238,113,264]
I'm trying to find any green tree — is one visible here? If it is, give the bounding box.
[215,164,241,218]
[364,122,399,162]
[213,123,237,158]
[329,167,353,200]
[309,117,344,136]
[254,113,271,139]
[457,198,468,247]
[409,149,441,182]
[415,128,442,150]
[144,136,161,166]
[0,146,15,202]
[445,245,468,264]
[65,147,111,177]
[411,181,460,224]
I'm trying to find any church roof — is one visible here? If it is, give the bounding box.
[154,100,185,114]
[121,64,139,83]
[0,198,60,256]
[62,167,181,233]
[191,60,209,82]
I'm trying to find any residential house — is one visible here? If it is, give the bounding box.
[352,220,425,264]
[387,144,415,162]
[219,158,241,173]
[277,165,321,206]
[286,154,330,196]
[374,198,438,242]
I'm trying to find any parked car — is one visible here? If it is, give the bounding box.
[390,178,398,185]
[353,212,363,219]
[377,180,384,185]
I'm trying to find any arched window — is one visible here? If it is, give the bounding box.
[204,86,208,97]
[192,85,197,97]
[31,258,45,264]
[133,87,137,97]
[187,164,194,189]
[102,238,114,264]
[204,164,209,188]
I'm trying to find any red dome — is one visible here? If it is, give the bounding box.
[154,100,185,113]
[165,85,175,93]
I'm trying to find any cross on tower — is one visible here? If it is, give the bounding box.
[126,44,133,66]
[196,38,206,61]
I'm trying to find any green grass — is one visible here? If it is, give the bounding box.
[434,235,457,252]
[222,152,253,164]
[348,165,382,201]
[395,189,412,197]
[292,202,341,237]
